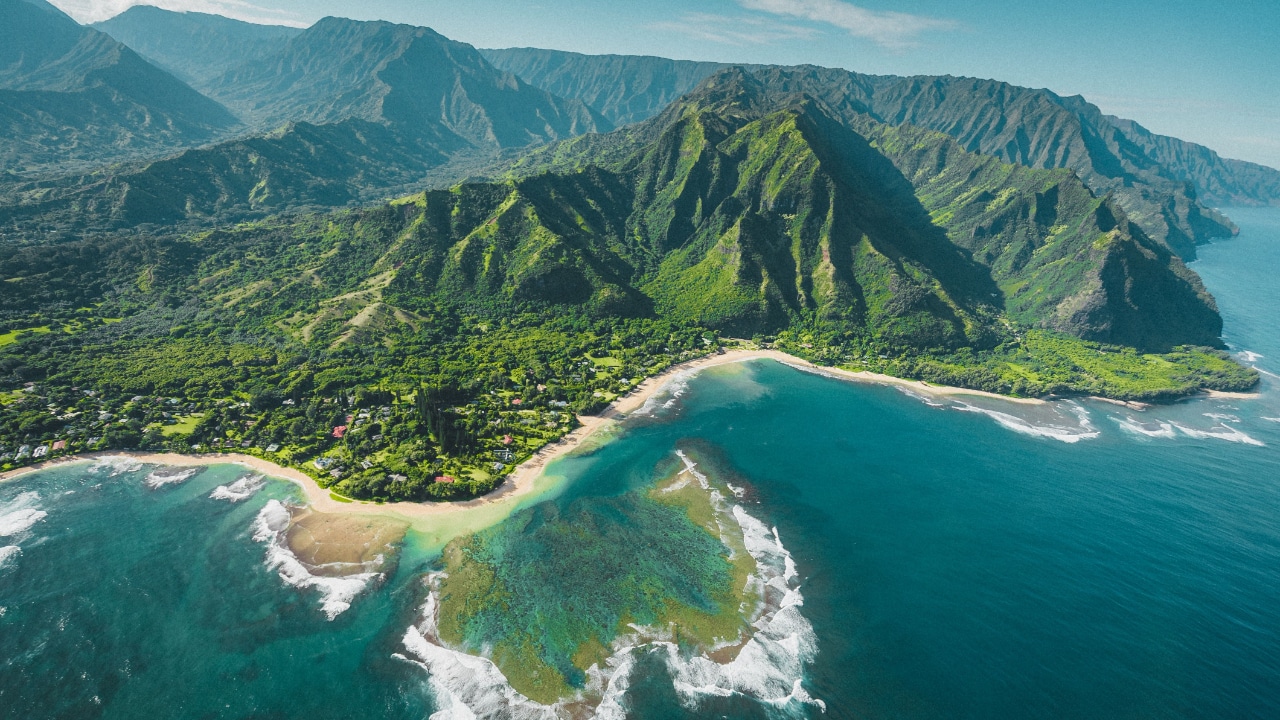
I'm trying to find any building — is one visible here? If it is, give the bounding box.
[32,445,48,458]
[332,425,347,438]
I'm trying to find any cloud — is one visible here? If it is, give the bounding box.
[738,0,956,49]
[47,0,306,27]
[651,11,818,46]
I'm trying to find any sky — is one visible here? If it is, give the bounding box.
[49,0,1280,169]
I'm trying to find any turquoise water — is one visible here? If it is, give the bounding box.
[3,209,1280,718]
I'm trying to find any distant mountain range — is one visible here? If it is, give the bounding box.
[92,5,303,90]
[485,50,1280,260]
[0,0,240,174]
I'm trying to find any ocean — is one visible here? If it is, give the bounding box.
[2,208,1279,719]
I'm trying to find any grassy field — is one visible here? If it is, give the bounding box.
[0,326,51,348]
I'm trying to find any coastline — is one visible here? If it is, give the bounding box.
[4,347,1242,513]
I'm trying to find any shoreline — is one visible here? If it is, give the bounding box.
[1,348,1254,512]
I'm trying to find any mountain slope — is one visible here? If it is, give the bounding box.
[489,50,1280,257]
[206,18,609,141]
[499,71,1222,350]
[481,48,730,126]
[92,5,303,90]
[0,0,240,174]
[0,18,612,232]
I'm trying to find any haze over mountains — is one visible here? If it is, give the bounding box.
[0,0,239,174]
[0,3,1275,356]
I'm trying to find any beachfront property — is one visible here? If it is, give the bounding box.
[32,445,48,458]
[16,445,31,459]
[314,457,335,470]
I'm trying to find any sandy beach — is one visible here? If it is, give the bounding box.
[5,347,1241,521]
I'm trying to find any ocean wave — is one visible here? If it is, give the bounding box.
[0,492,48,540]
[89,456,143,476]
[251,500,382,620]
[144,467,203,490]
[953,402,1100,443]
[1115,416,1177,439]
[631,370,698,417]
[1238,350,1265,363]
[1172,423,1265,447]
[0,545,21,570]
[210,474,265,503]
[1204,413,1243,423]
[398,458,823,717]
[894,386,945,407]
[1263,417,1280,423]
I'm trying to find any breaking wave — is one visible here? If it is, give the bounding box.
[953,402,1100,444]
[251,500,382,620]
[631,370,698,417]
[398,451,824,718]
[895,386,945,407]
[89,456,143,476]
[0,545,20,570]
[210,474,265,503]
[0,492,47,540]
[1171,423,1265,447]
[1115,416,1177,439]
[144,467,203,490]
[1238,350,1265,363]
[1263,417,1280,424]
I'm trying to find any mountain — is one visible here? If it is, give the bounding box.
[0,0,240,174]
[0,17,611,233]
[204,18,609,138]
[493,69,1221,351]
[481,48,730,127]
[487,49,1280,258]
[92,5,303,90]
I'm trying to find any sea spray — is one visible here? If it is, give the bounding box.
[952,402,1100,443]
[1115,416,1178,439]
[144,466,203,489]
[1171,422,1266,447]
[210,474,265,503]
[0,545,20,570]
[251,500,382,620]
[0,491,47,540]
[89,456,142,476]
[632,369,698,417]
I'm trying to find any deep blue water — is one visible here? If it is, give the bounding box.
[2,209,1279,719]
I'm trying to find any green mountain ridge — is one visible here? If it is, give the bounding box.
[485,50,1280,258]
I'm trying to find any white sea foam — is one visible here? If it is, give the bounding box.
[398,455,824,717]
[0,545,21,569]
[1238,350,1265,363]
[89,456,142,476]
[0,492,47,539]
[251,500,382,620]
[1263,417,1280,423]
[1172,423,1265,447]
[632,370,698,417]
[210,474,265,503]
[894,386,945,407]
[1204,413,1243,423]
[1115,416,1177,439]
[143,467,202,489]
[953,402,1100,443]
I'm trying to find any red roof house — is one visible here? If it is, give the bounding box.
[332,425,348,438]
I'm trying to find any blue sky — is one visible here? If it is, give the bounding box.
[53,0,1280,169]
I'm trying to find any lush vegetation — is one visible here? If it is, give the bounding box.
[0,72,1257,499]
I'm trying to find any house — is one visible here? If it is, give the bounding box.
[502,435,514,445]
[436,475,456,484]
[314,457,335,470]
[491,462,506,472]
[388,474,407,483]
[265,444,280,453]
[511,398,523,406]
[332,425,347,438]
[240,440,252,448]
[360,460,373,470]
[51,440,66,451]
[32,445,48,458]
[16,445,31,459]
[494,449,514,463]
[329,469,343,479]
